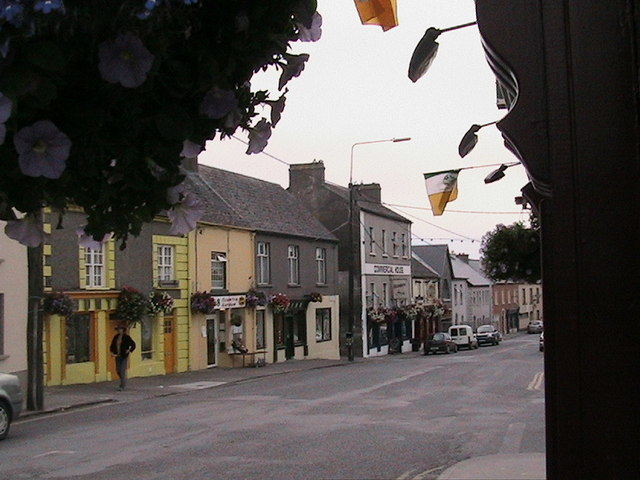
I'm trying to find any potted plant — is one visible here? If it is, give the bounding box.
[148,291,175,315]
[245,289,267,308]
[190,291,218,314]
[42,291,74,317]
[268,293,290,313]
[307,292,322,303]
[116,286,149,326]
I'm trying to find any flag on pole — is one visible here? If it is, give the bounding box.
[424,170,461,216]
[353,0,399,31]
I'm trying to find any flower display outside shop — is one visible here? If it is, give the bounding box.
[116,286,149,325]
[307,292,322,302]
[268,293,290,313]
[367,307,386,323]
[400,304,419,321]
[0,1,322,248]
[245,289,267,308]
[147,291,175,315]
[190,291,217,314]
[42,291,74,317]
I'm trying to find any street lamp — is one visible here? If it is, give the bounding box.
[347,137,411,361]
[408,21,478,83]
[484,162,520,184]
[458,121,498,158]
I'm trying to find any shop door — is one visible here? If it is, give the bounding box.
[163,316,176,374]
[106,316,119,381]
[206,316,218,366]
[284,314,295,359]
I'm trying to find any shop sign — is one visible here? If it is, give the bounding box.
[214,295,246,309]
[363,263,411,276]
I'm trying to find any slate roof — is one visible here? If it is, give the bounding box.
[450,255,491,286]
[412,245,452,278]
[411,252,440,279]
[185,164,337,242]
[322,182,411,224]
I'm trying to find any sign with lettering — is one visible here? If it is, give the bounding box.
[214,295,246,309]
[363,263,411,276]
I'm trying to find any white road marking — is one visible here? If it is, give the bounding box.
[527,372,544,391]
[33,450,76,458]
[168,381,226,390]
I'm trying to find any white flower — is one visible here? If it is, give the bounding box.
[76,226,113,249]
[266,94,286,127]
[167,191,204,235]
[13,120,71,179]
[98,32,155,88]
[297,12,322,42]
[180,140,203,158]
[246,119,272,154]
[4,214,47,247]
[199,87,238,119]
[0,92,12,123]
[278,53,310,90]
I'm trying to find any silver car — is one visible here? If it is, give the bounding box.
[0,373,24,440]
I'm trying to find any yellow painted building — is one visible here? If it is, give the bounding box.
[189,225,256,370]
[43,211,193,386]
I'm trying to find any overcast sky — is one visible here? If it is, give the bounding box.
[199,0,531,259]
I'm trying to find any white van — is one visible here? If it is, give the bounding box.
[448,325,478,350]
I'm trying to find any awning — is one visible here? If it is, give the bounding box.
[287,298,311,313]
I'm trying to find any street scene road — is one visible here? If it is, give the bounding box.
[2,333,544,480]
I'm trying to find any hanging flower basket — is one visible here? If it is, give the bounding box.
[269,293,290,313]
[245,289,267,308]
[190,291,217,314]
[401,304,419,321]
[116,286,149,325]
[148,291,175,315]
[367,307,386,323]
[43,291,74,317]
[306,292,322,303]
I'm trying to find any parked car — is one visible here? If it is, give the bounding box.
[425,332,458,355]
[539,332,544,352]
[476,324,501,346]
[527,320,544,334]
[448,325,478,350]
[0,373,23,440]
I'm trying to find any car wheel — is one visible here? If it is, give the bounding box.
[0,401,10,440]
[445,345,451,354]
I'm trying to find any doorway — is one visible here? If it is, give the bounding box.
[163,315,176,374]
[206,314,220,366]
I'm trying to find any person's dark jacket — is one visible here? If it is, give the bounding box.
[110,333,136,359]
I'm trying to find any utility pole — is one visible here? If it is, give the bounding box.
[26,242,44,411]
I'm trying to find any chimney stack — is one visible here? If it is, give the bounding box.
[289,160,325,192]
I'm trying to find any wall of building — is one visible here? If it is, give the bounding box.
[0,227,28,384]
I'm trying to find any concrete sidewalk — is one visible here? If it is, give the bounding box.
[19,356,546,479]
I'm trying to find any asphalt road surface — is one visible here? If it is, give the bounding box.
[2,333,544,480]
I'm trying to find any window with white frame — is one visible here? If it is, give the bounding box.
[85,245,105,288]
[315,308,331,342]
[141,316,154,360]
[157,245,175,283]
[381,229,387,256]
[401,233,407,257]
[316,247,327,285]
[211,252,227,290]
[368,227,375,255]
[256,241,270,285]
[383,282,388,307]
[288,245,300,285]
[392,232,398,257]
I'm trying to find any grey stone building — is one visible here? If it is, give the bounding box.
[288,161,412,358]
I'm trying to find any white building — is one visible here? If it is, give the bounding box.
[450,254,492,331]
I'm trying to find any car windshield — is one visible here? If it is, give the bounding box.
[431,333,446,341]
[477,326,493,333]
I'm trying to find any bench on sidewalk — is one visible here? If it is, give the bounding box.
[229,350,267,368]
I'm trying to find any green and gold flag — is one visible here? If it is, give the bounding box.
[424,170,460,216]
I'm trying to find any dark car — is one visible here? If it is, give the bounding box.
[0,373,23,440]
[476,324,501,346]
[425,332,458,355]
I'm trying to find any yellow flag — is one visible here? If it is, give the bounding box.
[424,170,460,216]
[353,0,399,31]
